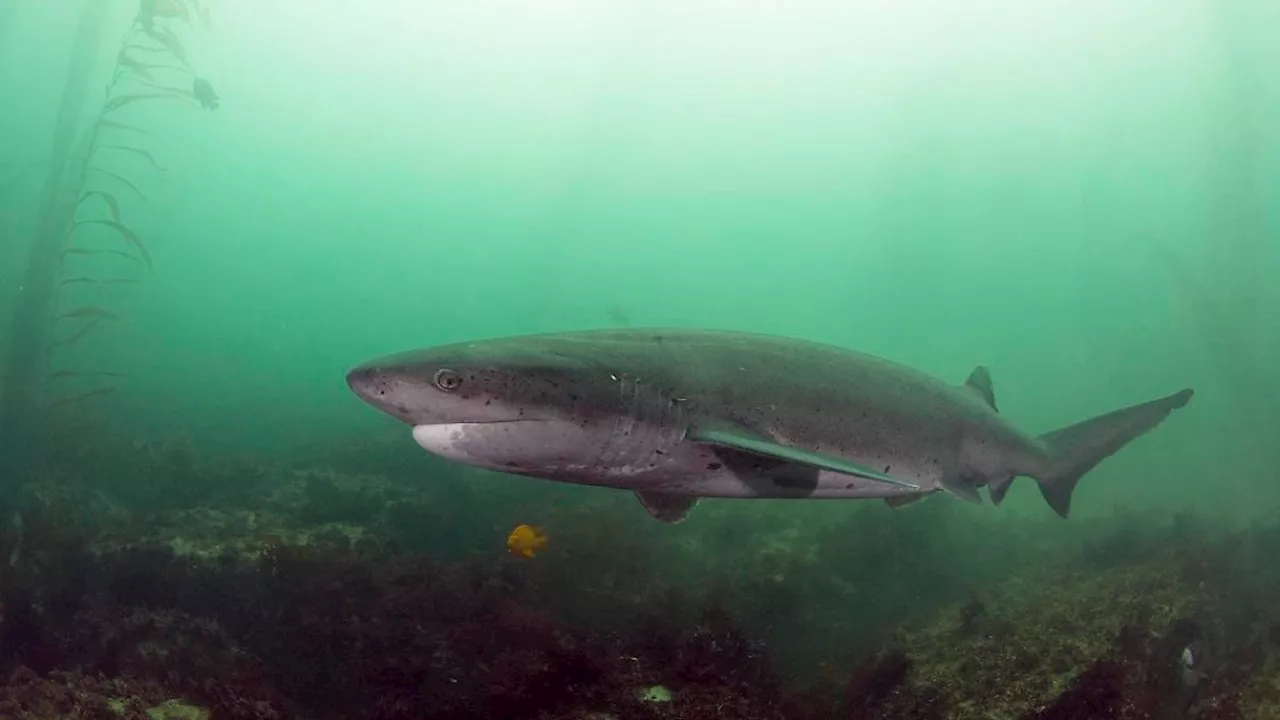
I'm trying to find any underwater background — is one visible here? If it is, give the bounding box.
[0,0,1278,717]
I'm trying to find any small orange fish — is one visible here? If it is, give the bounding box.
[506,524,549,559]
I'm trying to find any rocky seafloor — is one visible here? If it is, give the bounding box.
[2,434,1280,719]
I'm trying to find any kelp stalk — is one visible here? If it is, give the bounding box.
[0,0,115,479]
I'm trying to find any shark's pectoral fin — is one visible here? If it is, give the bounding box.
[635,491,698,523]
[685,424,920,491]
[884,493,931,509]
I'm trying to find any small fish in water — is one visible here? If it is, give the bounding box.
[193,78,220,111]
[1180,638,1207,687]
[506,524,548,558]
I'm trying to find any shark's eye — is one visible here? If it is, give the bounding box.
[433,369,463,392]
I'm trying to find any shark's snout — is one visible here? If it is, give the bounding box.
[346,365,414,422]
[345,366,379,403]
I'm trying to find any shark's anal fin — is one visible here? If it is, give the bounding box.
[686,424,920,491]
[964,365,998,411]
[635,491,698,523]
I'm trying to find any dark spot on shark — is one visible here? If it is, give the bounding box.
[706,462,722,470]
[884,465,891,473]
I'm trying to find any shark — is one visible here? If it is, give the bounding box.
[346,328,1193,523]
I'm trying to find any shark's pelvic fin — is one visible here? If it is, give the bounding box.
[686,424,920,491]
[634,491,698,523]
[939,476,984,504]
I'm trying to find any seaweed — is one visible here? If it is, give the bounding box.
[13,431,1280,718]
[2,0,218,464]
[75,219,153,267]
[47,386,118,408]
[96,144,168,172]
[78,189,122,222]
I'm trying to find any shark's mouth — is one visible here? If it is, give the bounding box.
[411,421,550,464]
[410,418,608,476]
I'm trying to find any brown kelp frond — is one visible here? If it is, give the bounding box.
[60,275,141,286]
[98,145,167,172]
[48,386,118,408]
[97,118,152,135]
[62,248,144,265]
[52,316,112,346]
[133,76,198,99]
[78,189,122,222]
[76,219,153,268]
[47,370,126,381]
[195,0,213,30]
[58,307,121,321]
[117,54,155,80]
[137,0,186,22]
[143,25,189,65]
[122,43,171,55]
[86,168,149,203]
[102,91,196,115]
[124,56,191,76]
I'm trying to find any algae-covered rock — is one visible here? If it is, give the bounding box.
[145,700,211,720]
[860,547,1218,719]
[636,684,673,702]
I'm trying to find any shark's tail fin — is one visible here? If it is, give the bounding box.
[1026,388,1194,517]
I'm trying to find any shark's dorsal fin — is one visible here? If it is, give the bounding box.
[964,365,998,411]
[686,424,920,491]
[635,491,698,523]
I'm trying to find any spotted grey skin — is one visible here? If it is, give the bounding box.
[346,328,1193,522]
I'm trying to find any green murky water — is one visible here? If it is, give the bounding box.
[0,1,1277,718]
